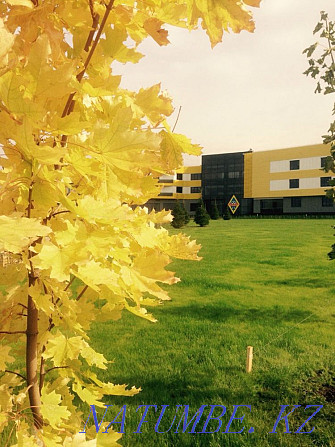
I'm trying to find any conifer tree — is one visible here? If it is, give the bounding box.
[194,200,210,227]
[224,206,232,220]
[210,200,220,220]
[181,202,190,225]
[171,201,186,228]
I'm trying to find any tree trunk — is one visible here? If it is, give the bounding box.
[26,290,43,429]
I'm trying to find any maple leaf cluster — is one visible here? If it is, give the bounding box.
[0,0,260,445]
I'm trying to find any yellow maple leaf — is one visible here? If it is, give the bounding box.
[135,84,174,125]
[160,121,202,170]
[0,215,51,253]
[63,433,97,447]
[5,0,33,8]
[0,18,14,68]
[144,18,170,46]
[43,333,84,366]
[188,0,261,47]
[40,390,71,429]
[80,341,108,370]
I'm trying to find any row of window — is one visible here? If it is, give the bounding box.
[204,171,241,180]
[289,177,332,189]
[289,157,328,171]
[290,197,334,207]
[176,173,202,180]
[175,187,201,193]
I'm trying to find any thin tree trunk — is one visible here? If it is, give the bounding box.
[26,281,43,429]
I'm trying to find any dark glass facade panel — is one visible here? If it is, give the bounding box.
[320,177,331,187]
[291,197,301,208]
[261,199,283,215]
[322,196,333,207]
[290,160,300,170]
[202,151,248,215]
[289,179,299,189]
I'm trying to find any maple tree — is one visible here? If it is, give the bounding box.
[0,0,260,445]
[304,11,335,174]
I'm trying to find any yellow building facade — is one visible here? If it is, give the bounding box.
[244,144,334,215]
[147,144,335,216]
[147,165,202,214]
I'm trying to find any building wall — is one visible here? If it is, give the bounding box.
[245,144,331,199]
[147,144,334,216]
[147,165,202,213]
[283,196,335,214]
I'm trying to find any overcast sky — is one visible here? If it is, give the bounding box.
[115,0,335,164]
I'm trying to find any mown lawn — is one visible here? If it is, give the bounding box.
[86,219,334,446]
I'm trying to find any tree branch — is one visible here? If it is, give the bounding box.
[60,0,116,146]
[172,106,182,132]
[326,17,335,67]
[64,275,75,292]
[5,370,27,382]
[0,331,26,335]
[76,285,88,301]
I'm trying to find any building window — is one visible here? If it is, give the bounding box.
[191,187,201,193]
[289,179,299,189]
[158,179,173,183]
[290,160,300,170]
[158,192,173,197]
[322,196,333,207]
[228,171,240,179]
[321,157,327,168]
[176,173,183,180]
[320,176,331,187]
[176,186,183,193]
[291,197,301,208]
[191,173,201,180]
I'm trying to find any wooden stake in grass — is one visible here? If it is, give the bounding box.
[246,346,253,373]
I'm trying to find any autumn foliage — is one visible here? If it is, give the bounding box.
[0,0,260,445]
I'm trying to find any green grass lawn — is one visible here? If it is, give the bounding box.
[86,220,335,446]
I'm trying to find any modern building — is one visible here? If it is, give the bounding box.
[146,143,335,216]
[244,144,335,215]
[146,165,202,214]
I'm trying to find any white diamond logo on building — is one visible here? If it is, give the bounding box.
[228,195,240,214]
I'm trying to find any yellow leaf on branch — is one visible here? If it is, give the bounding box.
[40,390,71,429]
[0,215,51,253]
